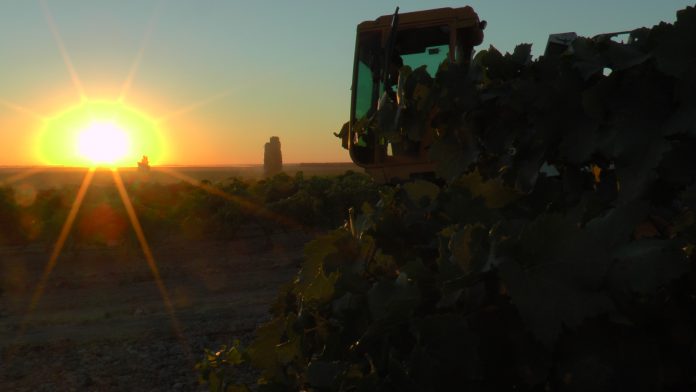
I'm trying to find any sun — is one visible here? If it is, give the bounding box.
[38,100,165,167]
[76,121,131,165]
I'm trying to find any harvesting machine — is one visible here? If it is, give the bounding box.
[336,6,637,183]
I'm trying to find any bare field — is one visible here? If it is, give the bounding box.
[0,228,314,391]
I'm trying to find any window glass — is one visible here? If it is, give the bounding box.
[401,44,449,76]
[355,61,374,119]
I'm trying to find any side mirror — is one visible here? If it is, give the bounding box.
[334,121,350,150]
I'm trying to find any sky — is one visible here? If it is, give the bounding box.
[0,0,694,166]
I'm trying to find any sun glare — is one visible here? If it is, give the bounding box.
[38,100,165,167]
[77,121,130,165]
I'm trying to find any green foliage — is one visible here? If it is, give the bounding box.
[0,186,23,245]
[201,7,696,391]
[267,171,379,228]
[0,171,375,247]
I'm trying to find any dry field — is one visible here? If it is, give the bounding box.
[0,227,314,391]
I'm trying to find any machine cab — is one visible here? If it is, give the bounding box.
[341,7,484,182]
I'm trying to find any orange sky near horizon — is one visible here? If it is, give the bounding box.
[0,79,346,167]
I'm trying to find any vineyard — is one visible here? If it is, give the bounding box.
[0,170,377,248]
[198,6,696,392]
[1,6,695,392]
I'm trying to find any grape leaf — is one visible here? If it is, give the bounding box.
[247,316,294,373]
[585,200,649,250]
[610,239,689,293]
[448,224,489,275]
[295,230,346,304]
[306,361,342,388]
[402,179,440,207]
[497,214,614,345]
[457,170,522,208]
[430,130,478,182]
[367,277,419,323]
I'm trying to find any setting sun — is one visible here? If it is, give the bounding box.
[37,100,165,167]
[76,121,130,165]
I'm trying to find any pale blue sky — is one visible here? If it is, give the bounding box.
[0,1,693,165]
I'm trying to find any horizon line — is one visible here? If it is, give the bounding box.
[0,161,357,169]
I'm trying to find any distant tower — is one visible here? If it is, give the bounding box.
[264,136,282,177]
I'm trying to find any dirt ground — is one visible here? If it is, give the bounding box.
[0,227,312,391]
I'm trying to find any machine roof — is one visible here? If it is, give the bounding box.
[357,7,480,32]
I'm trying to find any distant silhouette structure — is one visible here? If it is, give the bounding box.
[138,155,151,172]
[264,136,282,177]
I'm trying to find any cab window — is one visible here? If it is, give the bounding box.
[401,44,449,76]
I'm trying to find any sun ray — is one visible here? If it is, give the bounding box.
[157,167,305,230]
[0,167,45,186]
[40,0,87,101]
[0,98,47,121]
[111,168,192,361]
[12,167,95,346]
[5,169,93,361]
[155,90,234,124]
[118,0,166,103]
